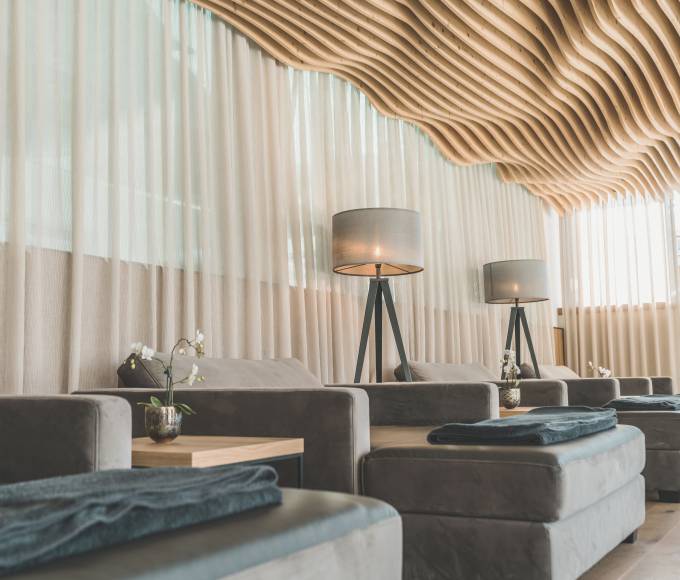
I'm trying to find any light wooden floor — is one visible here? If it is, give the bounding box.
[583,502,680,579]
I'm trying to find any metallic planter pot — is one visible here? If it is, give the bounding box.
[145,406,182,443]
[499,387,521,409]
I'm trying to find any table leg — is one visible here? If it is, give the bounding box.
[297,455,304,488]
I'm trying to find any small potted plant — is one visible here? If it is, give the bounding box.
[127,330,205,443]
[499,349,521,409]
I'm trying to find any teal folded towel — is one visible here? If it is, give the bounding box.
[605,395,680,411]
[428,406,617,445]
[0,465,281,576]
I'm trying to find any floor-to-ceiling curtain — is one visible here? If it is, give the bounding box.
[560,192,680,382]
[0,0,553,394]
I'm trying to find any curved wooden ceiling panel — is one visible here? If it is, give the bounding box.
[192,0,680,211]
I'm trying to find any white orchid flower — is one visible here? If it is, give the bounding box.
[140,345,155,361]
[130,342,143,355]
[178,347,186,356]
[599,366,612,378]
[193,330,206,358]
[195,330,205,344]
[187,363,199,386]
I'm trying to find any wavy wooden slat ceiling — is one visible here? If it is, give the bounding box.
[191,0,680,212]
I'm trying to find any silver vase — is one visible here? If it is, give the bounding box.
[499,387,521,409]
[145,406,182,443]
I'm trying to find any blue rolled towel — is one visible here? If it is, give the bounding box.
[428,406,617,445]
[605,395,680,411]
[0,465,281,576]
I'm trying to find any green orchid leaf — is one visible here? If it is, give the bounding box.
[174,403,196,415]
[149,396,163,407]
[177,403,196,415]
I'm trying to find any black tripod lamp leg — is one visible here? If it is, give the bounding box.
[354,280,379,383]
[519,309,541,379]
[381,280,412,382]
[502,307,518,379]
[515,307,522,368]
[375,283,383,383]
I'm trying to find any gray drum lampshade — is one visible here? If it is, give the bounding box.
[483,259,549,304]
[332,208,424,276]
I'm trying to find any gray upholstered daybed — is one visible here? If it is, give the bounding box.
[530,365,680,502]
[7,488,400,580]
[355,380,645,580]
[367,424,643,580]
[397,360,680,503]
[0,395,402,580]
[522,363,674,397]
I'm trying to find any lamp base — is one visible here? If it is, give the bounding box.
[354,277,411,383]
[503,302,541,379]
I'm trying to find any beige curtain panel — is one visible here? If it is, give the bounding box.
[0,0,553,394]
[559,192,680,382]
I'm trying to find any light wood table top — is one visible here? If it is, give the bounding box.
[371,426,432,449]
[499,406,536,417]
[132,435,304,468]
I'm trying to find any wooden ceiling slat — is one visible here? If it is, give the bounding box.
[192,0,680,211]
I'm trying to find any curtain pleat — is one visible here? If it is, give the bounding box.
[0,0,553,393]
[6,0,26,394]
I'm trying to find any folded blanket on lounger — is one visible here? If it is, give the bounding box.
[0,464,281,576]
[605,395,680,411]
[428,406,617,445]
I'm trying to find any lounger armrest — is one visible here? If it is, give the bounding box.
[77,387,369,494]
[617,377,653,396]
[491,379,568,406]
[0,395,131,484]
[651,376,674,395]
[563,378,620,406]
[329,382,498,426]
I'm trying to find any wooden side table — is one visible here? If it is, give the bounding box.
[499,406,536,418]
[132,435,305,487]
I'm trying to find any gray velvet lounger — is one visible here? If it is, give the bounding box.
[0,393,402,580]
[6,489,401,580]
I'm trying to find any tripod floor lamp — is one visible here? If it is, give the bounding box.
[483,259,549,379]
[332,208,423,383]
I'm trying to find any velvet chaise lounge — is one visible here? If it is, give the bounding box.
[85,355,646,580]
[522,363,674,396]
[395,360,627,407]
[0,394,402,580]
[397,360,680,503]
[529,365,680,502]
[348,381,644,580]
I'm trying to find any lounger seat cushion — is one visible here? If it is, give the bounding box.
[6,490,401,580]
[365,425,644,522]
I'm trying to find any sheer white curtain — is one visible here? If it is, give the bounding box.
[0,0,553,394]
[560,192,680,382]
